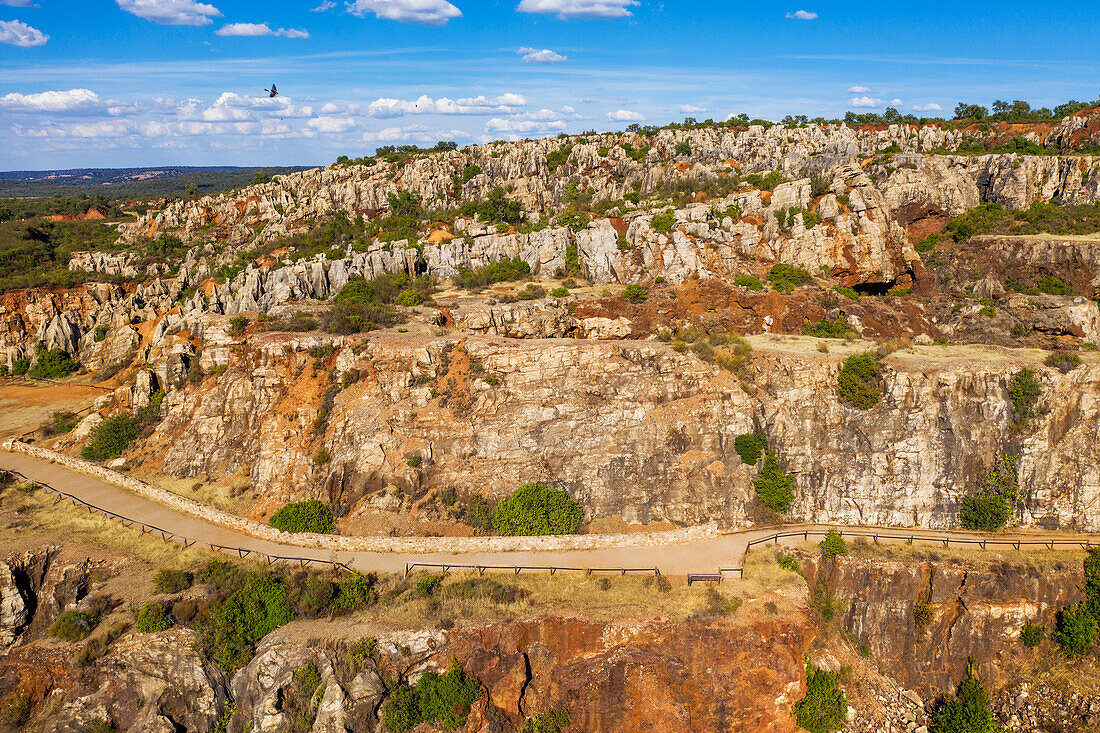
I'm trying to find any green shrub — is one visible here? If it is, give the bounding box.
[135,603,174,633]
[491,483,584,536]
[734,431,767,465]
[313,449,331,466]
[406,454,422,467]
[27,345,79,379]
[416,659,482,730]
[228,315,249,337]
[395,288,424,306]
[802,314,857,339]
[819,529,848,558]
[621,284,648,303]
[0,695,32,727]
[767,263,813,292]
[152,569,193,594]
[348,636,379,667]
[1020,621,1046,648]
[454,257,530,289]
[550,286,569,298]
[545,144,572,172]
[415,574,443,597]
[754,451,794,513]
[522,710,570,733]
[837,352,881,409]
[50,611,96,641]
[776,554,800,573]
[270,499,335,534]
[1008,368,1040,425]
[336,571,378,609]
[461,163,482,182]
[94,325,109,342]
[735,274,764,290]
[197,574,296,672]
[930,662,999,733]
[382,683,421,733]
[1045,351,1082,373]
[959,455,1019,532]
[793,664,847,733]
[81,414,141,461]
[674,140,692,156]
[651,209,676,233]
[1036,276,1072,295]
[1053,603,1097,658]
[833,285,860,301]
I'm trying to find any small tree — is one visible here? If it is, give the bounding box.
[793,663,847,733]
[819,529,848,558]
[1008,368,1040,426]
[929,661,999,733]
[1053,603,1098,658]
[621,284,648,303]
[754,451,794,513]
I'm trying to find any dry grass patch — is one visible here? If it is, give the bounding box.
[845,536,1087,572]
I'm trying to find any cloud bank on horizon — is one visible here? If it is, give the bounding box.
[0,0,1097,168]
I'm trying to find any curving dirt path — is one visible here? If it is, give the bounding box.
[3,451,1098,577]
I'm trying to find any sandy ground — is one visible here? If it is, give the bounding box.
[0,380,106,439]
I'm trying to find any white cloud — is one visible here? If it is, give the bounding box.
[679,104,706,114]
[0,89,99,111]
[889,98,902,105]
[365,93,526,118]
[846,85,870,94]
[517,46,567,63]
[486,116,565,133]
[116,0,222,25]
[912,103,942,112]
[607,109,643,121]
[0,19,48,46]
[785,9,817,19]
[1,0,39,6]
[307,116,357,133]
[311,0,336,9]
[216,22,309,38]
[346,0,461,26]
[196,92,312,122]
[849,96,888,108]
[516,0,638,19]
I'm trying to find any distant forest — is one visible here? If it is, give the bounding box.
[0,166,309,200]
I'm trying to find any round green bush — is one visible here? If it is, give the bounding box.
[270,499,335,534]
[753,451,794,513]
[621,284,648,304]
[81,414,141,462]
[135,602,174,633]
[794,664,847,733]
[491,484,584,536]
[837,352,881,409]
[50,611,95,641]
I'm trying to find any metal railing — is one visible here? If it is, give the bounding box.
[18,403,97,441]
[721,526,1100,579]
[4,469,352,573]
[403,561,660,579]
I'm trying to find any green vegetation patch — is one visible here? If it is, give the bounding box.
[734,431,767,465]
[794,664,847,733]
[944,200,1100,243]
[81,414,141,462]
[454,257,530,290]
[837,352,881,409]
[929,662,999,733]
[767,263,813,292]
[801,314,857,339]
[621,284,648,303]
[754,451,794,513]
[27,345,79,379]
[491,483,584,536]
[1008,368,1040,426]
[959,455,1019,532]
[270,499,336,534]
[383,660,482,733]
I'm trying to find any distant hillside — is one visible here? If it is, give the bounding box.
[0,166,311,200]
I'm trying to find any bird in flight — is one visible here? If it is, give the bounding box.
[265,84,279,98]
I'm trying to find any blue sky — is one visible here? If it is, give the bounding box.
[0,0,1097,170]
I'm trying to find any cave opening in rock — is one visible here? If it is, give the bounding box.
[853,280,895,296]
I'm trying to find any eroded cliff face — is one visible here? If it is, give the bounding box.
[128,327,1100,532]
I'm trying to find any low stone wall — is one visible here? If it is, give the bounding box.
[2,440,719,555]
